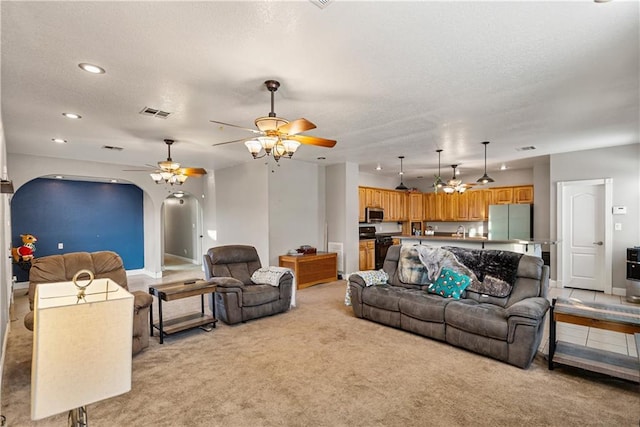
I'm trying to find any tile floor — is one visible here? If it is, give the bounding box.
[539,286,639,359]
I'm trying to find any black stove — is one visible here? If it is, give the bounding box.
[359,226,395,269]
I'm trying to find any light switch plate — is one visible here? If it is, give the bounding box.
[612,206,627,215]
[614,223,622,231]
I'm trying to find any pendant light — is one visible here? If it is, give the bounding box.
[477,141,495,184]
[395,156,408,190]
[433,149,444,192]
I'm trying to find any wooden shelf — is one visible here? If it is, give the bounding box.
[153,312,216,336]
[552,341,639,383]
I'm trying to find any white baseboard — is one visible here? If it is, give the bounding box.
[13,281,29,291]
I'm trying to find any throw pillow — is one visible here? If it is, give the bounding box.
[427,268,471,299]
[471,274,513,298]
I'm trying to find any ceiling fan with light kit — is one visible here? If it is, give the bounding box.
[210,80,337,161]
[124,139,207,186]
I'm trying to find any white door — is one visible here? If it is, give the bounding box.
[558,179,612,292]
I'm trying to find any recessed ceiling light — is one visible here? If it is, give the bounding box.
[78,63,105,74]
[55,175,64,179]
[52,138,67,144]
[500,164,507,170]
[375,164,382,171]
[62,113,82,119]
[110,179,118,183]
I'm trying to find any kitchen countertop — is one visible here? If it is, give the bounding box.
[394,235,557,245]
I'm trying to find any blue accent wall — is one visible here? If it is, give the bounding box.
[11,178,144,280]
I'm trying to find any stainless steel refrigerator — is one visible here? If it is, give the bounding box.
[488,204,532,240]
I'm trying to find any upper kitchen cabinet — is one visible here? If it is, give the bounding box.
[365,188,383,208]
[467,190,485,220]
[359,186,408,222]
[408,192,423,221]
[513,185,534,204]
[491,185,533,205]
[492,187,514,204]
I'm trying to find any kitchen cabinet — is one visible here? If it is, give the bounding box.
[514,185,534,204]
[492,187,514,204]
[456,191,470,221]
[359,240,375,271]
[365,188,382,208]
[467,190,485,221]
[408,193,423,221]
[424,193,436,221]
[440,193,457,221]
[381,190,391,220]
[358,187,366,222]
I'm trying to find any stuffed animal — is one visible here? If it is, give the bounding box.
[12,234,37,263]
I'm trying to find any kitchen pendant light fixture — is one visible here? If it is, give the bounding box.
[395,156,408,190]
[433,149,445,192]
[477,141,495,184]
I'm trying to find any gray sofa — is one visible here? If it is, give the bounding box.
[348,245,550,369]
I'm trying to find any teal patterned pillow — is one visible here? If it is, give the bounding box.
[428,268,471,299]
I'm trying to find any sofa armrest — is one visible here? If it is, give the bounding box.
[506,297,549,321]
[348,273,367,289]
[212,277,246,289]
[348,274,367,317]
[131,291,153,312]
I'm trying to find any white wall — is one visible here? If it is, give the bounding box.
[327,162,359,275]
[214,161,270,263]
[268,160,325,266]
[7,153,205,277]
[214,159,326,267]
[550,143,640,290]
[406,167,535,193]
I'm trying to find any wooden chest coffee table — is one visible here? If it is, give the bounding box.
[149,278,218,344]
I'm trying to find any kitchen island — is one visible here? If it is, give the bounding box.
[395,235,556,256]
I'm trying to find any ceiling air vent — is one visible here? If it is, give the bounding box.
[139,107,172,119]
[102,145,124,151]
[309,0,333,9]
[516,146,537,152]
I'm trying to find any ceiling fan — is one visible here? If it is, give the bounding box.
[210,80,337,161]
[442,165,477,194]
[124,139,206,185]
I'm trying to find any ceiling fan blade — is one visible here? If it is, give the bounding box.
[277,118,316,136]
[122,168,156,172]
[177,167,207,177]
[289,134,337,148]
[209,120,263,135]
[212,137,255,147]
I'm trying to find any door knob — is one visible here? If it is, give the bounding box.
[592,241,603,246]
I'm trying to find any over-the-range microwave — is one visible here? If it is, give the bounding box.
[365,207,384,223]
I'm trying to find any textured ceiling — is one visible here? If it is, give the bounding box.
[1,1,638,181]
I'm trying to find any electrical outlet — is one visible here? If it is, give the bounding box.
[58,243,64,249]
[614,223,622,231]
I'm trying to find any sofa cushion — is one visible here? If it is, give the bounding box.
[398,290,450,323]
[445,300,509,340]
[427,268,471,299]
[241,284,280,307]
[362,285,404,312]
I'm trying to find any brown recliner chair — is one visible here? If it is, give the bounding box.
[203,245,293,325]
[24,251,153,355]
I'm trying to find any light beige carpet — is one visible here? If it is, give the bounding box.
[2,281,639,426]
